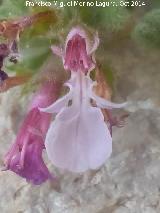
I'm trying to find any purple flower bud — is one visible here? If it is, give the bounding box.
[4,82,60,185]
[5,134,53,185]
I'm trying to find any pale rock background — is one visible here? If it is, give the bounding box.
[0,44,160,213]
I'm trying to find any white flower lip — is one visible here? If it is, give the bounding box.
[40,71,126,172]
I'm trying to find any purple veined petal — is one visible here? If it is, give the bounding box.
[8,140,53,185]
[51,26,98,73]
[65,26,98,56]
[88,81,128,109]
[39,83,73,113]
[65,27,87,50]
[45,105,112,173]
[64,34,90,72]
[3,82,59,185]
[28,126,44,140]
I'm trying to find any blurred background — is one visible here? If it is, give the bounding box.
[0,0,160,212]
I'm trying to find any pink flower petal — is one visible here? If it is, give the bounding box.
[89,81,128,109]
[3,82,59,184]
[45,105,112,172]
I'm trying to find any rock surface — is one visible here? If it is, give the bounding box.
[0,44,160,213]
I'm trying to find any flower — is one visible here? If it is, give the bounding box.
[51,26,99,73]
[40,27,127,173]
[4,132,52,185]
[4,81,60,184]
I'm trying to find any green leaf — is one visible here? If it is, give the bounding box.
[79,0,130,32]
[133,9,160,48]
[0,0,29,19]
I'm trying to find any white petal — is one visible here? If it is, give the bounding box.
[88,31,99,54]
[92,93,127,109]
[39,84,73,113]
[45,106,112,173]
[89,81,127,109]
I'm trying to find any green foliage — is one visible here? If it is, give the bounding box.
[149,0,160,9]
[102,1,130,32]
[79,0,130,32]
[0,0,29,19]
[54,0,130,32]
[133,9,160,49]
